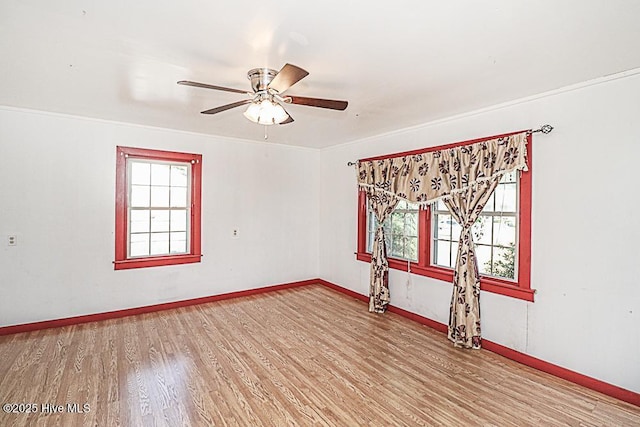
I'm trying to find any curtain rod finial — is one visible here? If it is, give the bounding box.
[539,124,554,134]
[528,124,554,135]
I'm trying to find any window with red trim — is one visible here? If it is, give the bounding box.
[115,146,202,270]
[356,133,534,301]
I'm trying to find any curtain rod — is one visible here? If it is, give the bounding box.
[346,124,554,166]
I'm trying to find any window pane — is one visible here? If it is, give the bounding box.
[368,212,377,233]
[151,164,170,186]
[406,236,418,261]
[170,210,187,232]
[451,220,462,241]
[130,209,150,233]
[170,187,188,208]
[151,186,170,207]
[150,232,169,255]
[494,183,517,212]
[436,214,452,239]
[130,185,150,207]
[476,244,492,276]
[131,162,150,185]
[379,217,391,247]
[483,192,495,212]
[130,233,149,257]
[150,210,170,232]
[391,234,404,258]
[435,240,451,267]
[391,212,405,235]
[405,212,418,237]
[493,245,516,280]
[171,165,188,187]
[493,216,517,247]
[452,242,459,264]
[367,232,374,253]
[472,216,492,245]
[170,232,187,253]
[436,200,447,210]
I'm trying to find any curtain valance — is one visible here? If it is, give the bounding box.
[357,132,528,206]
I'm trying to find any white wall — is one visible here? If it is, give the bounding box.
[319,72,640,393]
[0,108,319,326]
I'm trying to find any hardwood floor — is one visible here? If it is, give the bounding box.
[0,284,638,426]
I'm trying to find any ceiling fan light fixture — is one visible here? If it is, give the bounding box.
[243,98,289,125]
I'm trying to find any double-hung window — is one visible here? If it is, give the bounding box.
[432,171,519,280]
[367,200,419,262]
[357,133,533,301]
[114,146,202,270]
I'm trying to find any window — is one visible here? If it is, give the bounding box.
[115,146,202,270]
[356,133,533,301]
[367,200,419,261]
[432,171,518,281]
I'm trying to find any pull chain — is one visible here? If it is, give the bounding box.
[264,126,268,140]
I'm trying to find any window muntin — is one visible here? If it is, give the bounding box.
[127,159,191,258]
[366,200,419,262]
[432,171,519,281]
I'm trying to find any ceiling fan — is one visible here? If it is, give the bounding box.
[178,63,348,126]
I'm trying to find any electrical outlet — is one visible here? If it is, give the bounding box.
[231,228,240,239]
[8,235,17,246]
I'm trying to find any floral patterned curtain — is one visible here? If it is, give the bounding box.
[443,179,501,348]
[365,188,400,313]
[357,132,529,347]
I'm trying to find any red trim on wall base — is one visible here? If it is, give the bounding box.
[0,279,319,336]
[318,279,449,333]
[316,279,640,408]
[386,304,449,334]
[481,340,640,408]
[319,279,369,303]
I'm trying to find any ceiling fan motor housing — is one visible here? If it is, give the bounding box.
[247,68,278,92]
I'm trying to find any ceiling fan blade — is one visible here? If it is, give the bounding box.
[178,80,250,95]
[268,64,309,94]
[201,99,252,115]
[286,95,348,111]
[279,114,294,125]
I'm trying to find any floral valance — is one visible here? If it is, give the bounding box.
[357,132,529,207]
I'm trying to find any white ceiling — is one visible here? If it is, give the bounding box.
[2,1,640,148]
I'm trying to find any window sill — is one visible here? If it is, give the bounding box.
[114,254,202,270]
[355,252,535,302]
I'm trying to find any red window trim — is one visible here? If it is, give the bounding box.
[114,146,202,270]
[356,131,534,302]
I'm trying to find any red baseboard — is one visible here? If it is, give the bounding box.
[318,279,369,302]
[0,279,319,336]
[386,304,449,334]
[316,279,640,408]
[481,340,640,408]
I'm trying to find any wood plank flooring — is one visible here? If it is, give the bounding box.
[0,284,638,426]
